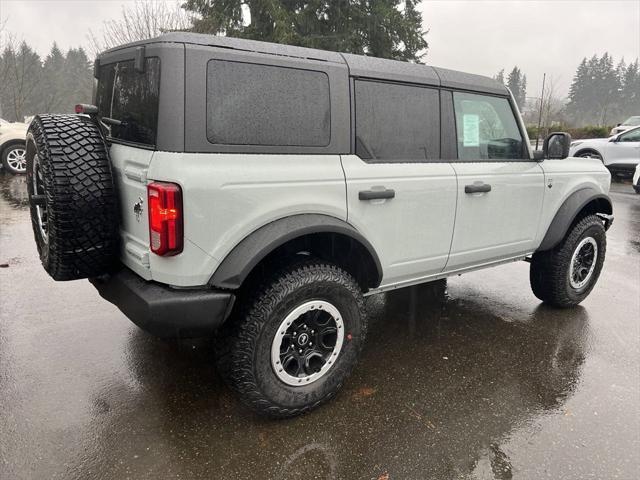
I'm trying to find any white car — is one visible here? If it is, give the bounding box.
[633,164,640,194]
[0,118,28,174]
[570,126,640,177]
[610,116,640,136]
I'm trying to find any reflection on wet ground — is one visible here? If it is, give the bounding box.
[1,173,639,479]
[0,173,29,210]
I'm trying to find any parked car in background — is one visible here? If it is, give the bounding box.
[570,125,640,177]
[610,116,640,136]
[0,118,28,174]
[633,164,640,194]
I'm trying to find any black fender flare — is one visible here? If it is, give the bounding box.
[209,214,383,290]
[537,188,613,251]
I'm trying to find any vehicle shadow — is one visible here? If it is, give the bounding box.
[72,281,590,480]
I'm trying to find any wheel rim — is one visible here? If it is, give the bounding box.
[32,154,49,243]
[271,300,344,386]
[6,147,27,172]
[569,237,598,289]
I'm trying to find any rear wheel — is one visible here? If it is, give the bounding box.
[216,261,367,418]
[2,144,27,174]
[530,214,606,307]
[26,115,119,280]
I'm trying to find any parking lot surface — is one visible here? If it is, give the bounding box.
[1,173,638,480]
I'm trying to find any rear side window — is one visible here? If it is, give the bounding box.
[95,58,160,147]
[453,92,524,160]
[206,60,330,147]
[354,80,440,162]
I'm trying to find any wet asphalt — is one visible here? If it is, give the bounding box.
[0,172,638,480]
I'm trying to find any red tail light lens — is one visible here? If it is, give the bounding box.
[147,182,183,256]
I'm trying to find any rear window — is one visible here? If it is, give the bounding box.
[206,60,330,147]
[95,57,160,146]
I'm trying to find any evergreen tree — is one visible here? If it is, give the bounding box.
[41,43,66,112]
[182,0,429,62]
[0,41,94,121]
[566,53,635,126]
[619,59,639,117]
[566,57,589,124]
[0,42,43,121]
[61,47,93,111]
[494,69,504,84]
[506,66,526,110]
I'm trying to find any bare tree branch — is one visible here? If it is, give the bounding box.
[88,0,192,57]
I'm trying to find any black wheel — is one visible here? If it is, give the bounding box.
[216,261,367,418]
[2,143,27,174]
[530,214,606,308]
[576,150,603,162]
[26,114,119,281]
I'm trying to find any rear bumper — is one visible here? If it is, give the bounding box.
[90,268,235,338]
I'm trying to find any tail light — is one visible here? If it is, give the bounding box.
[147,182,183,256]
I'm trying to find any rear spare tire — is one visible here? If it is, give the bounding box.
[26,114,119,281]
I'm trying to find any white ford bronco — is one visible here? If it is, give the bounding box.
[26,33,613,417]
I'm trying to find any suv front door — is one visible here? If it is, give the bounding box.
[605,127,640,170]
[444,91,545,271]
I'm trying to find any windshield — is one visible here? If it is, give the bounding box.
[95,57,160,146]
[622,116,640,126]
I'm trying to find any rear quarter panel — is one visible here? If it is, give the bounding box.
[146,152,347,286]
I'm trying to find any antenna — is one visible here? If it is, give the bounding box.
[535,73,546,150]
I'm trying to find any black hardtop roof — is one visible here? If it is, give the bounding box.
[100,32,508,95]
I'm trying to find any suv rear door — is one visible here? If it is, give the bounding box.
[342,80,457,286]
[444,91,545,271]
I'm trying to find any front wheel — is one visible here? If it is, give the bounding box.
[216,261,367,418]
[530,214,606,307]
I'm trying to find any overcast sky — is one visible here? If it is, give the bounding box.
[1,0,639,99]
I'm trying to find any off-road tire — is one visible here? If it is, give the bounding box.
[216,261,367,418]
[26,114,119,280]
[530,214,606,307]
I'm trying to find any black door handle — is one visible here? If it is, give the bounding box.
[465,183,492,194]
[359,189,395,200]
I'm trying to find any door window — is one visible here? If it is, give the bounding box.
[354,80,440,162]
[619,128,640,142]
[453,92,524,160]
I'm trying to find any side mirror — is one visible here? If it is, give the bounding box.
[543,132,572,159]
